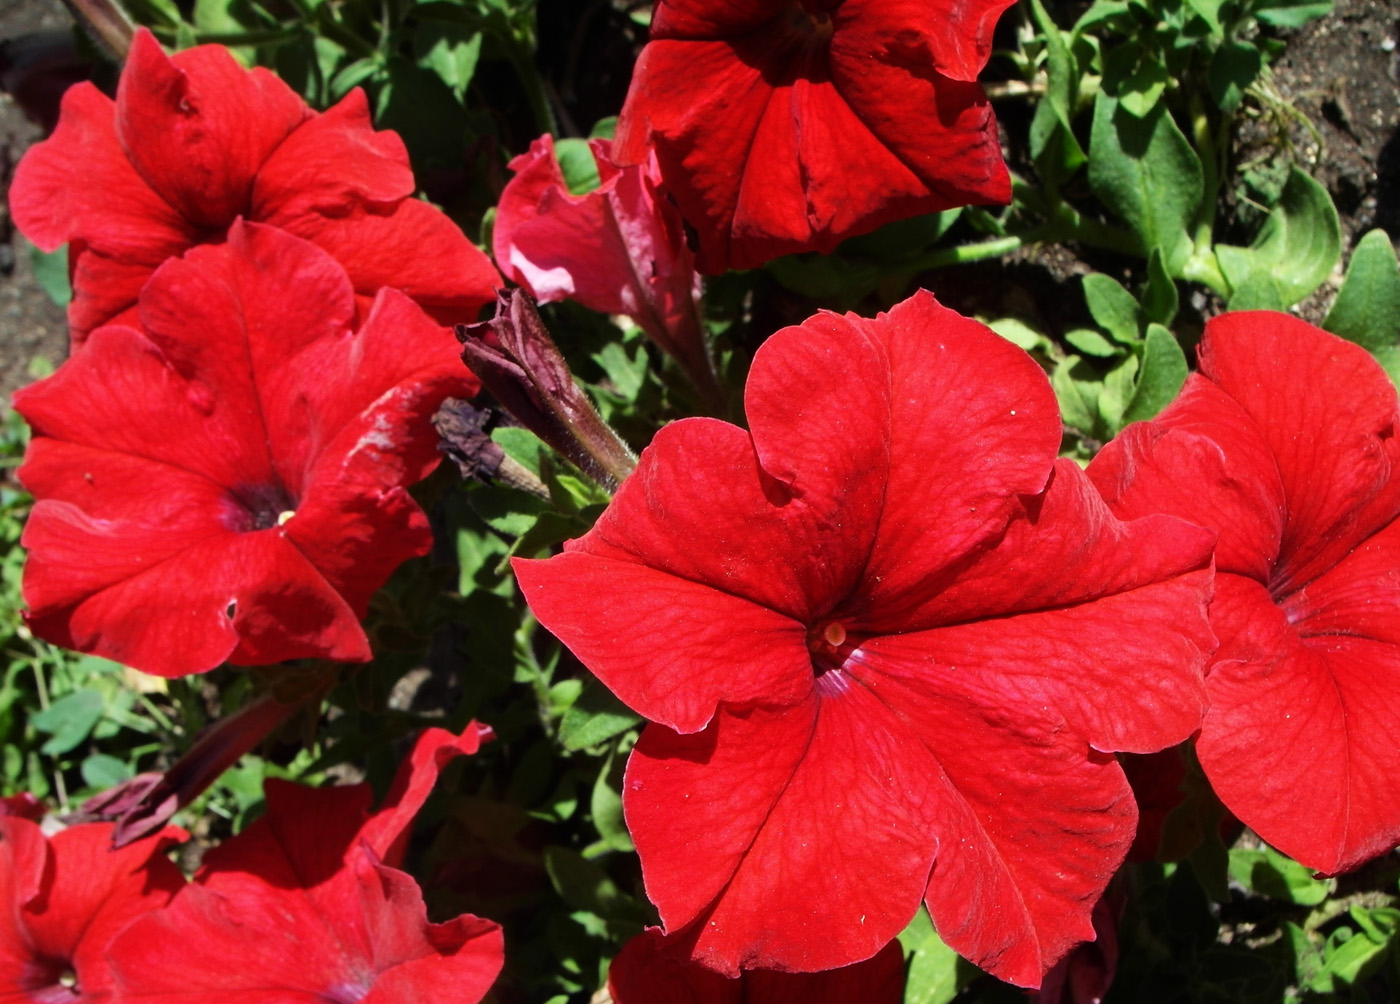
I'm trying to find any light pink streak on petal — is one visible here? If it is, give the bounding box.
[1198,312,1400,592]
[515,552,811,732]
[628,688,943,976]
[1088,374,1285,582]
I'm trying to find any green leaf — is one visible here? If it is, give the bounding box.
[31,689,104,756]
[1066,328,1121,358]
[543,845,648,935]
[1097,354,1139,432]
[1252,0,1333,27]
[492,427,545,475]
[987,317,1055,354]
[1217,167,1341,309]
[1052,356,1103,437]
[1122,324,1189,424]
[899,907,975,1004]
[413,21,483,101]
[28,241,71,308]
[1208,41,1263,113]
[1140,247,1179,326]
[553,138,601,196]
[558,679,642,751]
[1324,229,1400,354]
[1119,56,1170,116]
[1028,0,1086,174]
[1183,0,1226,34]
[592,342,648,402]
[80,753,133,789]
[589,746,634,853]
[1082,272,1142,343]
[1088,92,1203,274]
[1227,845,1333,905]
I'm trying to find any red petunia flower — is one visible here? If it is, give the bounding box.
[493,135,718,404]
[15,221,478,677]
[10,28,499,345]
[608,929,905,1003]
[1087,312,1400,875]
[0,819,184,1003]
[514,291,1215,984]
[612,0,1013,273]
[107,724,504,1004]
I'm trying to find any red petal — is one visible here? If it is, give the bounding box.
[1200,554,1400,873]
[9,82,191,258]
[1197,312,1400,592]
[1087,374,1285,581]
[0,820,183,1001]
[278,195,500,325]
[360,723,494,865]
[116,29,308,229]
[626,691,943,975]
[835,0,1013,83]
[514,551,812,733]
[251,88,414,221]
[853,646,1137,986]
[608,929,905,1003]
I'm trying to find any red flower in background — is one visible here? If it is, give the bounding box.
[608,930,905,1003]
[107,724,504,1004]
[0,819,184,1003]
[10,28,498,344]
[613,0,1013,273]
[1088,313,1400,874]
[515,291,1215,984]
[493,135,717,403]
[15,221,477,677]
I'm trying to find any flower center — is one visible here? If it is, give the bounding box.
[807,619,853,677]
[790,0,837,40]
[225,481,299,533]
[24,959,81,1004]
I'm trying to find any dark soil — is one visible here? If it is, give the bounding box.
[0,0,71,403]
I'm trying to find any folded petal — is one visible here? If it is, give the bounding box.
[627,689,944,975]
[914,459,1217,634]
[1200,556,1400,874]
[116,29,308,229]
[1087,375,1285,581]
[1196,312,1400,592]
[252,88,414,221]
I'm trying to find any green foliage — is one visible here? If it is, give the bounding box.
[1216,167,1341,309]
[1325,229,1400,381]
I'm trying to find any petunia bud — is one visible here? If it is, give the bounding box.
[457,289,637,491]
[82,690,301,847]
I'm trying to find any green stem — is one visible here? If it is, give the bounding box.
[1189,91,1218,254]
[901,235,1025,271]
